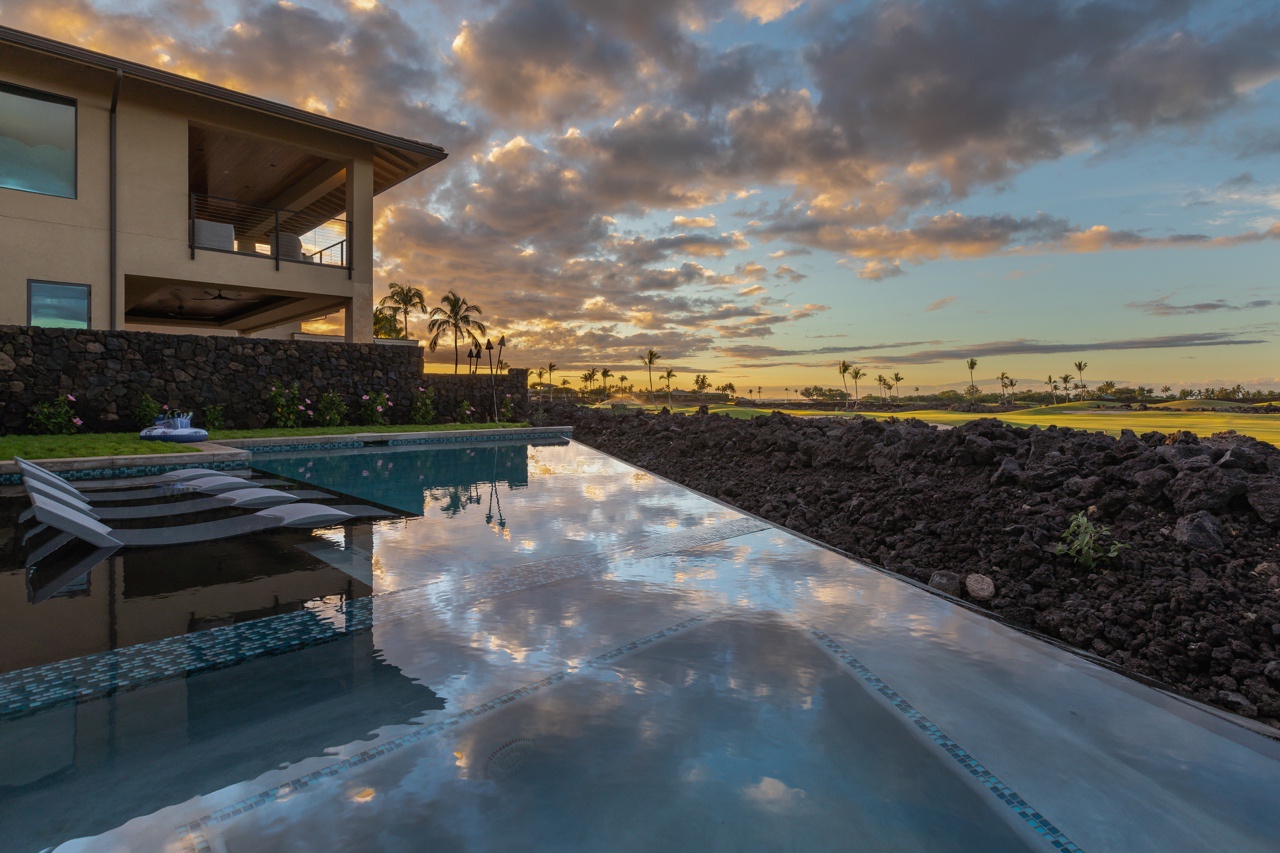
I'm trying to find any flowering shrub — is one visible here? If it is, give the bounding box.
[136,394,162,428]
[202,404,226,431]
[268,384,304,428]
[456,402,477,424]
[30,394,80,435]
[408,386,435,424]
[315,391,347,427]
[499,393,516,422]
[357,390,392,426]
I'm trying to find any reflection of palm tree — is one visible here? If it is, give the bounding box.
[663,367,676,408]
[643,349,661,404]
[426,290,487,373]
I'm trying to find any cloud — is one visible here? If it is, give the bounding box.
[805,0,1280,194]
[743,776,807,812]
[924,296,957,312]
[858,259,905,280]
[875,332,1267,365]
[672,214,717,228]
[1126,295,1277,316]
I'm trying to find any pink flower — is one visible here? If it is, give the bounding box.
[362,395,369,401]
[297,404,304,410]
[162,404,169,410]
[418,386,424,392]
[72,417,83,426]
[307,410,314,416]
[271,386,276,392]
[388,401,394,406]
[305,398,311,404]
[376,405,383,412]
[67,394,76,402]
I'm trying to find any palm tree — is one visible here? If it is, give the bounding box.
[534,368,545,401]
[546,362,557,401]
[425,290,487,374]
[850,366,865,409]
[643,350,661,404]
[600,368,613,399]
[1074,361,1088,400]
[580,371,593,394]
[379,282,427,340]
[618,374,628,394]
[1006,377,1017,401]
[891,372,904,403]
[997,371,1010,403]
[838,361,853,410]
[966,358,979,398]
[1060,374,1074,398]
[1045,374,1057,404]
[875,374,888,402]
[663,367,676,408]
[373,306,402,339]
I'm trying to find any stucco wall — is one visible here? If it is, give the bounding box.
[0,326,529,433]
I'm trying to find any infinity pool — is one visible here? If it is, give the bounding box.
[1,439,1278,851]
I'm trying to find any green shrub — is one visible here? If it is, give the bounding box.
[202,404,226,431]
[499,393,516,422]
[315,391,347,427]
[1057,511,1127,569]
[456,401,477,424]
[136,394,161,429]
[356,391,391,426]
[30,395,81,435]
[408,386,435,424]
[268,383,303,428]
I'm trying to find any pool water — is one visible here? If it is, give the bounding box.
[1,440,1278,852]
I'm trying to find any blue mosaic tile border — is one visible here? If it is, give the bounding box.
[386,430,571,447]
[809,629,1084,852]
[0,459,245,487]
[0,601,372,722]
[177,610,720,850]
[0,515,764,722]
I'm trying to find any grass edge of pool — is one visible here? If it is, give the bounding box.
[0,422,532,461]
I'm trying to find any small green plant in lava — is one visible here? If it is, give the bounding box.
[1056,511,1127,569]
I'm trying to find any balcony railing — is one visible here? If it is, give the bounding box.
[189,193,352,277]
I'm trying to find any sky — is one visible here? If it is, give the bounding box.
[5,0,1280,393]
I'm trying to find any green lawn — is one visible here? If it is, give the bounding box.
[1,422,532,461]
[0,434,200,461]
[646,402,1280,446]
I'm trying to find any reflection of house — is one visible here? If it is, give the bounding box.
[3,527,374,674]
[0,26,446,340]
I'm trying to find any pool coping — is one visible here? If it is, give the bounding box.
[0,426,573,488]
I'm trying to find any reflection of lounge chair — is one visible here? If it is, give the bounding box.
[23,483,392,549]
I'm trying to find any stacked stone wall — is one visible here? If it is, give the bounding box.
[0,326,528,433]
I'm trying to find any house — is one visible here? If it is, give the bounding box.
[0,26,447,341]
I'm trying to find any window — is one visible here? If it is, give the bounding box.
[0,82,76,198]
[28,281,90,329]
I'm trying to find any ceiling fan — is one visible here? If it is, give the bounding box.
[192,289,253,302]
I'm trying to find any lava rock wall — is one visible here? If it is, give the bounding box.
[0,325,528,432]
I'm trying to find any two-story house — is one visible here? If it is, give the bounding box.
[0,26,447,342]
